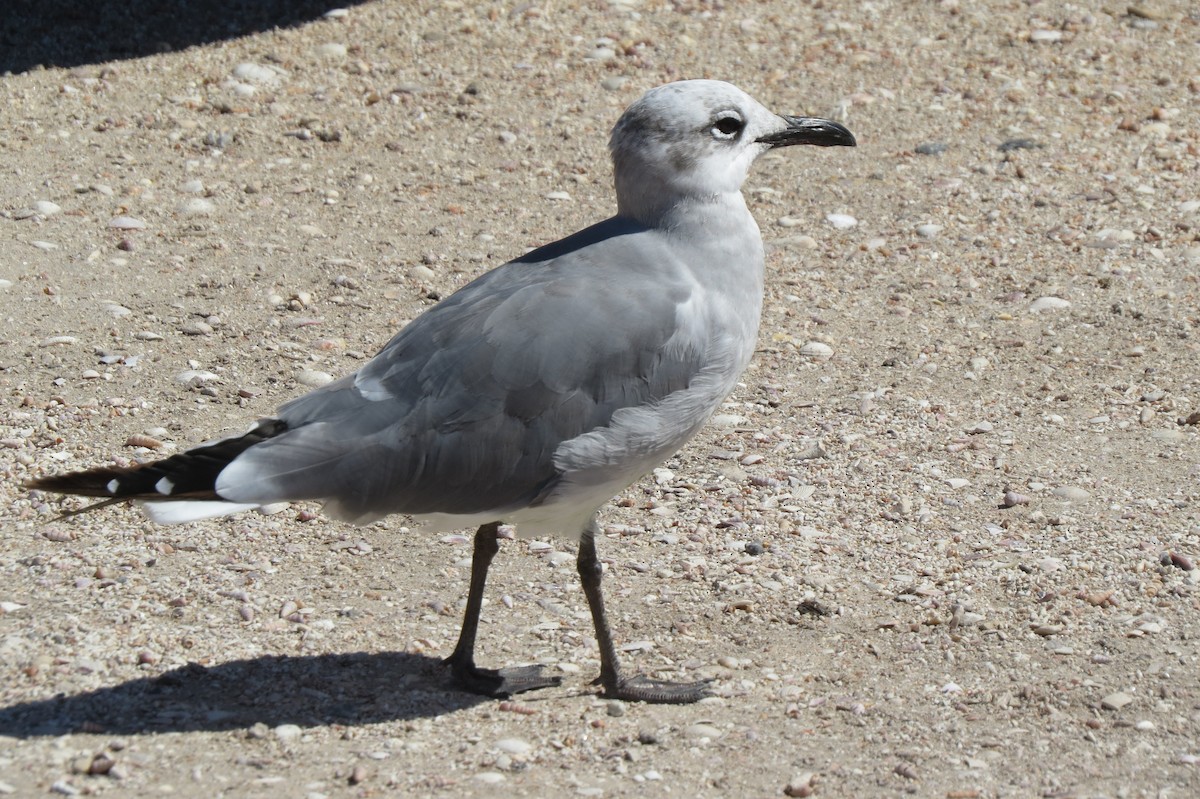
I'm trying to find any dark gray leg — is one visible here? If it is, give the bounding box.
[576,518,711,703]
[444,522,561,697]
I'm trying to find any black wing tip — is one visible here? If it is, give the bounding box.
[26,419,289,502]
[26,467,125,498]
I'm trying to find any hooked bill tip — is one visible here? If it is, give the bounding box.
[758,117,856,148]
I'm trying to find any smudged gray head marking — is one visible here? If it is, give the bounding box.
[608,80,854,224]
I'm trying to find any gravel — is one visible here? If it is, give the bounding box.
[1,1,1198,797]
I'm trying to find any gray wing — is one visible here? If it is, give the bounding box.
[215,218,707,521]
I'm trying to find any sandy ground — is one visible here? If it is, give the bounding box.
[2,1,1199,797]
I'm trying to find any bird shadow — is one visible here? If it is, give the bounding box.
[0,651,491,738]
[1,0,372,75]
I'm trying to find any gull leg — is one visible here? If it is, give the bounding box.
[444,521,561,697]
[577,518,710,703]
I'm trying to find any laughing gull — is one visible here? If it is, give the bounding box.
[28,80,855,703]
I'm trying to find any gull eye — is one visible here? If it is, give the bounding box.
[711,114,744,140]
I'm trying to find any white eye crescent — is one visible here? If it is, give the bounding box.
[711,114,744,140]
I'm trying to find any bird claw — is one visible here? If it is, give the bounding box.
[600,673,712,704]
[447,660,562,698]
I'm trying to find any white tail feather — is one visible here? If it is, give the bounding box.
[139,500,260,525]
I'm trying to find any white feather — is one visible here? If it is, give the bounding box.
[140,500,259,525]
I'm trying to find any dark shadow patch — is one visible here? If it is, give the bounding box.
[1,0,373,75]
[0,651,491,737]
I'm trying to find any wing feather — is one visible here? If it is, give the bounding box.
[215,218,708,521]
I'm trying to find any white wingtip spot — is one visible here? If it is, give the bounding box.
[155,477,175,495]
[106,479,120,495]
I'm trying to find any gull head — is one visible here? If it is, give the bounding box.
[609,80,855,224]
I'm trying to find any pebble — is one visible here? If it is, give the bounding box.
[914,142,947,156]
[546,551,573,567]
[945,478,971,489]
[710,414,748,428]
[799,341,833,360]
[178,198,215,216]
[1029,296,1070,312]
[474,772,506,785]
[774,234,818,249]
[684,723,722,740]
[495,738,532,755]
[233,62,284,85]
[1052,486,1091,502]
[180,321,213,336]
[175,369,218,383]
[204,131,235,148]
[825,213,857,229]
[296,369,334,388]
[1095,228,1136,243]
[274,723,303,741]
[1101,691,1133,711]
[784,773,816,797]
[1162,551,1195,571]
[1128,4,1167,20]
[998,138,1041,152]
[316,43,348,59]
[33,200,62,216]
[179,179,205,194]
[915,223,942,238]
[1029,29,1063,43]
[109,216,148,230]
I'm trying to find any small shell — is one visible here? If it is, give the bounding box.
[799,341,834,360]
[43,528,77,542]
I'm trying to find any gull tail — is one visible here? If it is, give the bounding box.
[26,420,288,524]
